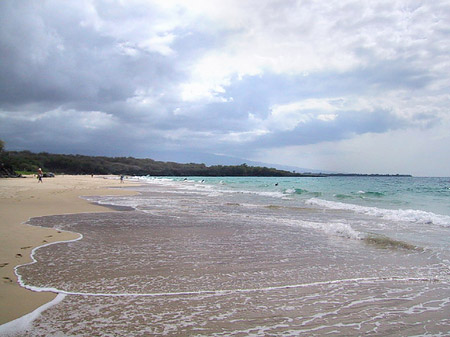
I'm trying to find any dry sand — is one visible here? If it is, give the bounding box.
[0,175,139,325]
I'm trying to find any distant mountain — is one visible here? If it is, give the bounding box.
[147,151,332,174]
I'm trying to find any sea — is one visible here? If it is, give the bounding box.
[2,176,450,336]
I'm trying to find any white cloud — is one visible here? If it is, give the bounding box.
[41,109,118,130]
[317,114,338,122]
[0,107,116,129]
[141,33,176,56]
[263,97,377,132]
[173,0,450,119]
[77,0,185,57]
[219,129,269,143]
[179,82,229,103]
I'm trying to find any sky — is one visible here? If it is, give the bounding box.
[1,0,450,176]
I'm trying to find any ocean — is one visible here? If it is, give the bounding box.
[3,176,450,336]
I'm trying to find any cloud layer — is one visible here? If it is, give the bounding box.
[1,0,449,175]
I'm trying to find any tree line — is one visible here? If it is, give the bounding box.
[0,141,411,178]
[1,149,309,177]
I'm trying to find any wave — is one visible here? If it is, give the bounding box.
[0,294,67,336]
[271,213,423,251]
[334,193,354,199]
[309,221,362,239]
[357,191,385,197]
[285,218,425,254]
[11,275,439,300]
[281,219,363,240]
[285,188,307,195]
[4,272,438,336]
[306,198,450,227]
[227,190,287,199]
[334,191,385,200]
[83,195,142,211]
[284,188,322,197]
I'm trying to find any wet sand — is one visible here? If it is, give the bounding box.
[0,175,138,325]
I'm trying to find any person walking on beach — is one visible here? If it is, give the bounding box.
[37,167,43,183]
[120,175,124,183]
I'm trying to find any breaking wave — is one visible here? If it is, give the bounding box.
[357,191,385,197]
[281,219,363,240]
[284,188,321,197]
[306,198,450,228]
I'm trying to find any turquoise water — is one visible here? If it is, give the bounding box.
[162,175,450,256]
[170,176,450,216]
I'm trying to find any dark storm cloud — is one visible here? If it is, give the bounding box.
[0,0,222,155]
[253,108,405,149]
[0,4,179,107]
[173,61,431,138]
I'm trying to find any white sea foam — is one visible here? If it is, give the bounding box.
[0,231,83,336]
[253,191,286,198]
[0,294,66,336]
[15,234,84,292]
[8,277,438,300]
[134,176,221,196]
[84,195,142,210]
[306,198,450,227]
[289,219,363,240]
[132,176,295,202]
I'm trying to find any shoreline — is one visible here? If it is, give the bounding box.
[0,175,139,325]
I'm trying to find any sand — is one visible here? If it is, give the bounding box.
[0,175,139,325]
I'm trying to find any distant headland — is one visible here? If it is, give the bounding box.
[1,150,411,178]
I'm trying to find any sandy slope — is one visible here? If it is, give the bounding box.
[0,175,138,324]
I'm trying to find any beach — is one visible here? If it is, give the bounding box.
[0,175,449,335]
[0,175,138,325]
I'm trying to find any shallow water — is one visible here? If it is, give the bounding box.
[6,177,450,336]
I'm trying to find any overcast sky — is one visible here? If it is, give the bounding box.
[1,0,449,176]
